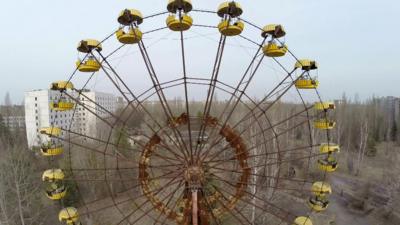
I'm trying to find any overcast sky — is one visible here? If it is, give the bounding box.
[0,0,399,104]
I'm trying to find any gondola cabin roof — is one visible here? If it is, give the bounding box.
[293,217,313,225]
[320,143,340,154]
[295,59,318,71]
[311,181,332,196]
[42,169,65,181]
[50,81,74,91]
[59,207,79,223]
[314,102,336,110]
[261,24,286,38]
[167,0,193,13]
[77,39,102,53]
[118,9,143,25]
[217,1,243,18]
[39,127,62,136]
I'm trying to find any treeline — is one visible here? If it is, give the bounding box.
[331,95,400,175]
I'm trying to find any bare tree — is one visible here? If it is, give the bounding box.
[355,119,368,176]
[0,140,49,225]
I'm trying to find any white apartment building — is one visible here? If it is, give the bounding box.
[76,90,118,136]
[0,105,25,130]
[25,89,117,148]
[2,116,25,129]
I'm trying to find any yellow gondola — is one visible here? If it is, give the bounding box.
[59,207,79,224]
[77,39,102,53]
[261,24,286,38]
[166,14,193,31]
[318,157,338,172]
[42,169,65,182]
[50,81,74,91]
[314,119,336,129]
[116,27,143,44]
[295,59,318,71]
[50,101,75,111]
[311,181,332,197]
[45,183,67,200]
[293,217,313,225]
[40,145,63,156]
[309,196,329,212]
[319,143,340,154]
[167,0,193,13]
[39,127,61,136]
[295,79,319,89]
[117,9,143,25]
[76,56,101,73]
[314,102,335,111]
[263,42,288,57]
[217,1,243,18]
[218,19,244,36]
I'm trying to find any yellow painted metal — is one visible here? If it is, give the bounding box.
[41,145,63,156]
[309,196,329,212]
[263,42,287,57]
[166,14,193,31]
[293,217,313,225]
[50,81,74,91]
[45,183,66,200]
[59,207,79,224]
[42,169,65,182]
[116,27,143,44]
[217,1,243,18]
[167,0,193,13]
[39,127,61,136]
[311,181,332,197]
[314,102,335,110]
[261,24,286,38]
[320,143,340,154]
[50,101,75,111]
[218,20,244,36]
[77,39,102,53]
[314,119,336,129]
[295,79,319,89]
[318,157,338,172]
[76,58,101,72]
[118,9,143,25]
[295,59,318,71]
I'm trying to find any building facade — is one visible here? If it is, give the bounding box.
[2,116,25,129]
[0,105,25,130]
[25,89,117,148]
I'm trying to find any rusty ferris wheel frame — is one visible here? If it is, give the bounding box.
[39,2,337,225]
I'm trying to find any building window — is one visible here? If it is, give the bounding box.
[35,97,37,101]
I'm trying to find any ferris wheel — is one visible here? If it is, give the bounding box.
[38,1,340,225]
